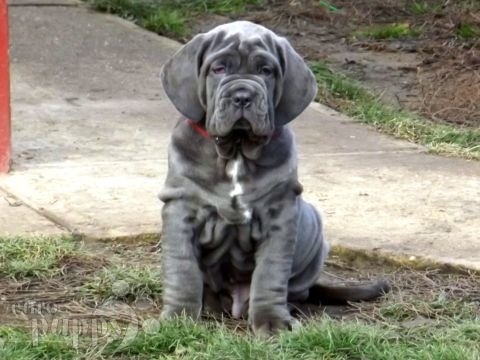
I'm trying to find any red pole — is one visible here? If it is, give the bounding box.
[0,0,11,173]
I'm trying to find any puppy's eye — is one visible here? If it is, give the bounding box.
[259,66,273,76]
[212,65,226,75]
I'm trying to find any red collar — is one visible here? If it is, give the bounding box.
[187,119,210,139]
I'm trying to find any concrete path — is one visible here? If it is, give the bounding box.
[1,0,479,269]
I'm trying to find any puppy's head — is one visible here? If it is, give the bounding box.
[161,21,317,154]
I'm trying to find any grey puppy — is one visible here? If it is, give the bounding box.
[159,21,389,337]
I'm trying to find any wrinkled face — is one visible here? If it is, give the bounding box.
[201,35,282,144]
[161,21,318,159]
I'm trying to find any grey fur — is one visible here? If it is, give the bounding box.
[159,21,387,337]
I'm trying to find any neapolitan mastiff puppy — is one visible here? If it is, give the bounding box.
[159,21,389,337]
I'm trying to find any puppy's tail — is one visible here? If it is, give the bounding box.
[307,280,390,305]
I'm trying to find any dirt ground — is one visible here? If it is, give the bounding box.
[1,240,479,334]
[190,0,480,128]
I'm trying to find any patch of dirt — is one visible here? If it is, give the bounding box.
[0,253,106,327]
[191,0,480,127]
[0,241,478,336]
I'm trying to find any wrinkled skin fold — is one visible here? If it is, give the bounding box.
[159,21,389,337]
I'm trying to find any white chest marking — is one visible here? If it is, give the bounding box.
[228,160,243,197]
[227,160,251,222]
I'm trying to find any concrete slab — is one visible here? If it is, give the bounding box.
[299,149,480,269]
[0,188,66,236]
[8,5,179,103]
[298,105,480,269]
[1,159,166,237]
[295,103,423,155]
[2,5,178,238]
[1,4,479,270]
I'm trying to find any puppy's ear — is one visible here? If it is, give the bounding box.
[275,38,317,125]
[161,34,211,122]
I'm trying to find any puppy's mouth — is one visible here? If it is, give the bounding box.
[231,118,251,131]
[213,119,269,146]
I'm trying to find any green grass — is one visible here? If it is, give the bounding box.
[356,23,421,40]
[1,237,478,358]
[0,235,81,279]
[310,62,480,160]
[456,22,479,39]
[1,316,479,359]
[81,264,162,302]
[407,1,442,15]
[0,327,80,360]
[86,0,265,38]
[141,8,186,36]
[178,0,264,14]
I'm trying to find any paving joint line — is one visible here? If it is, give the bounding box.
[0,184,76,234]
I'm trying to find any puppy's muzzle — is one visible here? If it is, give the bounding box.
[231,88,255,132]
[212,77,271,138]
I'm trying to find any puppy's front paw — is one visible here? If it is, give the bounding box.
[160,304,201,320]
[250,307,297,338]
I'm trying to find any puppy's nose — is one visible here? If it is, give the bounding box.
[232,90,252,108]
